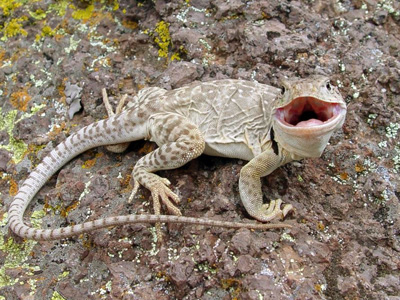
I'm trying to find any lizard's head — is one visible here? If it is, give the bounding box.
[272,75,347,158]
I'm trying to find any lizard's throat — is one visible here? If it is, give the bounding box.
[272,97,346,158]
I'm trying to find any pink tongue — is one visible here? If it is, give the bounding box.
[296,119,324,127]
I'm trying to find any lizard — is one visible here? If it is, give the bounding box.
[7,75,346,241]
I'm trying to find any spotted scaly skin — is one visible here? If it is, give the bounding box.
[8,76,346,241]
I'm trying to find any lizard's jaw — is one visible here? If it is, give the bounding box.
[273,97,346,158]
[274,97,345,129]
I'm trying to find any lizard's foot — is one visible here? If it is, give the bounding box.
[102,88,130,153]
[149,177,182,216]
[148,176,182,243]
[259,199,293,221]
[128,177,182,215]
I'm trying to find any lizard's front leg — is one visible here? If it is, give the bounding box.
[239,146,294,222]
[132,114,205,239]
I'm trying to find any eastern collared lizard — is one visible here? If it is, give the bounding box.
[8,75,346,241]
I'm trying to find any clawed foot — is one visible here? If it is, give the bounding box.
[258,199,293,221]
[128,176,182,242]
[102,88,130,153]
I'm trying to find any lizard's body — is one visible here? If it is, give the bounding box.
[8,76,346,241]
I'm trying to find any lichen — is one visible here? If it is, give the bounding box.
[51,291,66,300]
[0,213,38,288]
[0,108,28,164]
[0,0,22,16]
[28,8,47,20]
[71,3,95,20]
[35,24,56,41]
[1,16,28,41]
[145,21,181,61]
[49,0,69,16]
[10,87,32,112]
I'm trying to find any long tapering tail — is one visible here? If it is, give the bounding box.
[8,115,291,241]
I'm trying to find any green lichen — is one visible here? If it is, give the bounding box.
[51,291,66,300]
[49,0,69,16]
[0,108,28,164]
[29,9,47,20]
[0,233,38,287]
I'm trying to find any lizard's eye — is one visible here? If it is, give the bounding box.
[280,86,286,95]
[326,82,332,91]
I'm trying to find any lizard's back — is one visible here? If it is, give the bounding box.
[139,79,280,160]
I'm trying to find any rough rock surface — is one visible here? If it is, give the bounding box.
[0,1,399,299]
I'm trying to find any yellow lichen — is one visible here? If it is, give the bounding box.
[71,3,95,20]
[146,21,181,61]
[82,152,103,169]
[35,25,56,41]
[1,17,28,41]
[154,21,171,58]
[0,0,22,16]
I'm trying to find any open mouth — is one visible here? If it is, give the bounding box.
[275,97,344,128]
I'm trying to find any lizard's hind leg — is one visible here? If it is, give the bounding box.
[131,113,206,240]
[102,88,131,153]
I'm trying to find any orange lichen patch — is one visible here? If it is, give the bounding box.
[0,50,6,67]
[119,173,131,187]
[221,278,241,299]
[10,87,32,112]
[138,142,157,155]
[317,221,325,231]
[9,177,18,196]
[48,122,69,139]
[339,172,349,181]
[355,163,365,173]
[82,152,103,169]
[122,19,138,30]
[60,200,80,217]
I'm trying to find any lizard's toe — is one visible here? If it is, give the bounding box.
[259,199,293,221]
[128,180,140,203]
[151,183,182,216]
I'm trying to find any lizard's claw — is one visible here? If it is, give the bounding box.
[261,199,293,220]
[151,182,182,216]
[128,180,140,203]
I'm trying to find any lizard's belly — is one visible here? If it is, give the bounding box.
[203,142,255,161]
